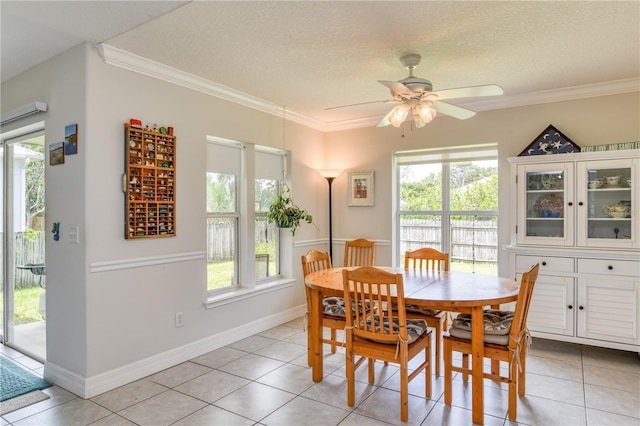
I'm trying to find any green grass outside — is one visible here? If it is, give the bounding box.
[13,286,45,324]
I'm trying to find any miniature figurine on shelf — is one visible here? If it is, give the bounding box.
[153,123,159,132]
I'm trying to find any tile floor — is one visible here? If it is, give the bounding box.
[1,317,639,425]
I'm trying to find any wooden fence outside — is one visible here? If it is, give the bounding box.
[401,218,498,264]
[13,232,46,288]
[13,218,497,288]
[205,220,277,262]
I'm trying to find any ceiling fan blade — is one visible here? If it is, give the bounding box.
[432,100,476,120]
[375,107,397,127]
[430,84,503,101]
[378,80,414,98]
[325,99,397,110]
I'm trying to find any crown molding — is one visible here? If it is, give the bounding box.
[458,77,640,112]
[96,44,326,131]
[97,44,639,133]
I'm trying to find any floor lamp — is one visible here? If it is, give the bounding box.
[318,170,341,262]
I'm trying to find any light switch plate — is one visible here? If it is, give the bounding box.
[69,226,79,244]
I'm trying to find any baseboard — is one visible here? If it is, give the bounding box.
[43,304,307,398]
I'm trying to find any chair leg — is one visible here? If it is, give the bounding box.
[462,353,469,382]
[346,349,355,407]
[307,322,313,367]
[330,327,337,353]
[518,347,526,396]
[400,359,409,422]
[443,338,452,405]
[425,342,432,398]
[367,358,375,384]
[435,318,442,376]
[508,358,518,420]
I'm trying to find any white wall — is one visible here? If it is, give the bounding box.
[2,42,639,397]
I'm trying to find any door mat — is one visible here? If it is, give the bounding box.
[0,355,52,402]
[0,390,50,415]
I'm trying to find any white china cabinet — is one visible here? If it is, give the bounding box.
[507,149,640,353]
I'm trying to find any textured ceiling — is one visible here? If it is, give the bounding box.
[2,1,639,131]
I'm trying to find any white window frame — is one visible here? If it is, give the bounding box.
[393,144,499,272]
[205,137,294,308]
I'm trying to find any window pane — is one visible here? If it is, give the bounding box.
[399,214,442,265]
[397,154,498,274]
[206,172,237,291]
[399,164,442,211]
[206,217,237,291]
[255,179,278,212]
[255,179,279,279]
[450,215,498,275]
[206,173,236,213]
[449,160,498,211]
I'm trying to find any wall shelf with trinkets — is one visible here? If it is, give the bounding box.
[123,123,175,238]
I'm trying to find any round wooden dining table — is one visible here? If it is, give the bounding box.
[305,266,520,425]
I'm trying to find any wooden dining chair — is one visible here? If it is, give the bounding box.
[443,263,539,421]
[342,266,432,422]
[343,238,375,267]
[301,249,345,365]
[398,247,450,376]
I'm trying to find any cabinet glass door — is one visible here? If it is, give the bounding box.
[518,163,573,246]
[578,160,634,247]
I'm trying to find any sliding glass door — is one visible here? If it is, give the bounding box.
[1,127,47,361]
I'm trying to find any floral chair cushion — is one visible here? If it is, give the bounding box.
[390,302,440,316]
[322,297,371,318]
[449,309,514,345]
[362,315,429,344]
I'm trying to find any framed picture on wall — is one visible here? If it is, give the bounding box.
[49,141,65,166]
[348,170,374,206]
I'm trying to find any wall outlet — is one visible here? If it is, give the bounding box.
[175,312,184,327]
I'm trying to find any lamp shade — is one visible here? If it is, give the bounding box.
[318,169,342,179]
[388,103,411,127]
[414,102,437,125]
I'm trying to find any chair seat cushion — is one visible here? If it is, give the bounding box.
[448,310,514,345]
[448,327,510,345]
[390,302,440,316]
[363,315,429,344]
[322,297,371,318]
[322,296,347,317]
[452,309,514,335]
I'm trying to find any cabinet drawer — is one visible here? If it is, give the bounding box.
[577,259,640,277]
[516,255,574,273]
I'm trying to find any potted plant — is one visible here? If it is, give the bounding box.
[268,185,314,236]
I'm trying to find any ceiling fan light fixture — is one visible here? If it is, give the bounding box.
[414,101,437,125]
[388,103,411,127]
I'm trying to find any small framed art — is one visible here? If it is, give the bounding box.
[348,170,374,206]
[49,142,65,165]
[64,123,78,155]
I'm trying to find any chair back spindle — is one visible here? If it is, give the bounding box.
[344,238,376,267]
[404,248,449,271]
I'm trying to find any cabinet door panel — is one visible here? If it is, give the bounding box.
[526,274,574,336]
[577,278,638,344]
[576,158,637,248]
[517,163,573,246]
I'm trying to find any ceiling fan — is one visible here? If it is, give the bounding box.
[331,54,504,128]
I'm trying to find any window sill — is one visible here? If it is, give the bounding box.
[204,277,296,309]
